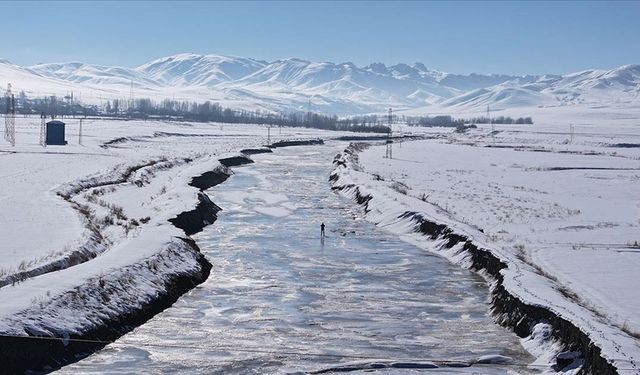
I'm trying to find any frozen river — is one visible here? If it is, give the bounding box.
[60,142,533,374]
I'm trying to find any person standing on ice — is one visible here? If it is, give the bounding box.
[320,222,325,239]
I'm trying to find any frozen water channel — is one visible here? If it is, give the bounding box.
[60,143,534,374]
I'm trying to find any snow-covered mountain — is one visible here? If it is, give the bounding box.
[438,65,640,111]
[0,54,638,115]
[136,53,268,86]
[30,62,160,89]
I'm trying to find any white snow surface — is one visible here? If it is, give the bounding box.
[1,53,638,115]
[0,118,363,337]
[331,122,640,374]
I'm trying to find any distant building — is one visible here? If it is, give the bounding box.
[46,120,67,145]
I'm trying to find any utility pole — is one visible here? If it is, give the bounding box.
[129,80,134,107]
[79,118,83,145]
[385,108,393,159]
[40,113,46,147]
[488,105,495,145]
[3,87,6,140]
[4,84,15,146]
[569,124,574,144]
[267,125,271,145]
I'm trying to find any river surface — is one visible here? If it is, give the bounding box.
[60,142,534,374]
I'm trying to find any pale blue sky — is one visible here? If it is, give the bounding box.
[2,1,639,75]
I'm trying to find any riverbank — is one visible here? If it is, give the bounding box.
[0,151,242,372]
[330,125,640,375]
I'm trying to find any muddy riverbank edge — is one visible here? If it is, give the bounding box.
[329,143,618,375]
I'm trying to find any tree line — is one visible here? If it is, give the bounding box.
[5,91,532,131]
[405,114,533,127]
[466,116,533,125]
[4,93,390,133]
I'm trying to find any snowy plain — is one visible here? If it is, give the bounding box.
[332,118,640,373]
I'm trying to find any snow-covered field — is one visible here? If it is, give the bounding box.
[332,120,640,373]
[0,118,360,340]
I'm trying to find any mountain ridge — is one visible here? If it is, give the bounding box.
[0,54,638,115]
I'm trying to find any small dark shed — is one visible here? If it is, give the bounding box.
[46,120,67,145]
